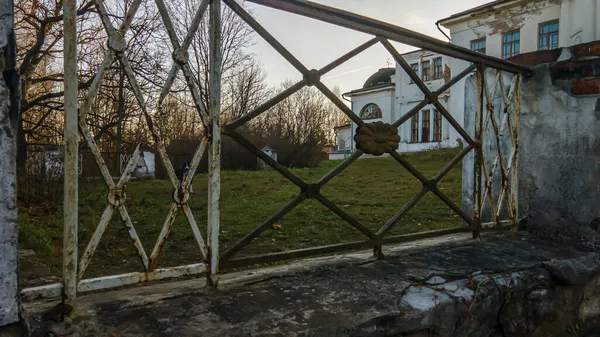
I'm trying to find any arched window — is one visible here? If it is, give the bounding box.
[360,103,382,120]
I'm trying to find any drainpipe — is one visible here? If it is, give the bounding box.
[342,93,353,159]
[436,22,452,42]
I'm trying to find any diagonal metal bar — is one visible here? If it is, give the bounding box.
[149,203,179,271]
[315,194,379,241]
[379,145,473,236]
[318,37,379,76]
[432,145,474,182]
[117,205,150,271]
[119,56,180,188]
[221,195,306,261]
[120,0,143,33]
[183,137,208,189]
[181,63,211,126]
[182,204,208,260]
[157,65,180,110]
[245,0,531,75]
[317,150,363,187]
[224,130,307,188]
[223,0,309,75]
[316,81,364,127]
[78,205,113,279]
[93,0,118,38]
[80,51,116,120]
[381,39,475,146]
[79,125,115,188]
[182,0,211,48]
[389,151,429,184]
[226,79,308,130]
[154,0,182,47]
[432,188,475,227]
[377,187,428,236]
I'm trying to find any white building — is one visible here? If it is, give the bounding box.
[331,52,460,160]
[437,0,600,134]
[331,0,599,160]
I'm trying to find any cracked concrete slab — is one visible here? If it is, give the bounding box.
[23,232,600,337]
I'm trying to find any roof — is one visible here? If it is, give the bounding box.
[334,123,351,130]
[343,83,395,97]
[436,0,516,26]
[363,67,395,89]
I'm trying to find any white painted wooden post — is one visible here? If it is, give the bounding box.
[0,0,22,330]
[207,0,222,286]
[63,0,79,303]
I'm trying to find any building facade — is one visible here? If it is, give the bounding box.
[437,0,600,136]
[331,0,599,160]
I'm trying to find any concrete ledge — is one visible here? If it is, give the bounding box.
[25,232,600,336]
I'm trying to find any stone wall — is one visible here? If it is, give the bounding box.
[463,40,600,245]
[0,0,22,334]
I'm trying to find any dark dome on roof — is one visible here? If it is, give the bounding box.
[363,67,395,89]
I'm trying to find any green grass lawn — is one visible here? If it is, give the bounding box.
[18,148,464,280]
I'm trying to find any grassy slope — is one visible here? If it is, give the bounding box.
[18,148,464,279]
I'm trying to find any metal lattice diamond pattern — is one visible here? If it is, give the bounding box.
[476,69,521,229]
[219,1,483,264]
[77,0,213,281]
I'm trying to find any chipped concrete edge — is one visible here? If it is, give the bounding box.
[0,0,22,331]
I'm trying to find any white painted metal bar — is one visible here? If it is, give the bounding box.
[182,204,208,260]
[23,264,206,302]
[207,0,222,286]
[117,205,150,270]
[63,0,79,303]
[78,205,114,279]
[149,203,179,271]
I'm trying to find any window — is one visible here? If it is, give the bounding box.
[338,137,346,150]
[421,61,431,82]
[502,30,520,59]
[411,114,419,143]
[470,38,486,54]
[409,63,419,84]
[539,20,559,50]
[360,103,382,120]
[421,110,430,143]
[433,58,443,80]
[433,110,442,142]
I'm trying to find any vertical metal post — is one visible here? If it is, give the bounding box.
[473,67,484,238]
[207,0,222,287]
[63,0,79,303]
[510,75,521,231]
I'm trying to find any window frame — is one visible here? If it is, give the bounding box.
[411,114,419,143]
[359,103,382,120]
[433,110,442,142]
[409,62,419,84]
[433,58,443,80]
[421,110,430,143]
[421,60,431,82]
[470,38,486,54]
[502,30,521,59]
[538,20,559,50]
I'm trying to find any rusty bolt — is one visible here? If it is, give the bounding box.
[108,34,126,54]
[172,48,190,66]
[173,184,191,205]
[107,188,126,207]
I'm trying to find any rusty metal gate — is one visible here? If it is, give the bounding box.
[21,0,530,303]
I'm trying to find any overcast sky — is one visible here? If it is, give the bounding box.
[243,0,490,95]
